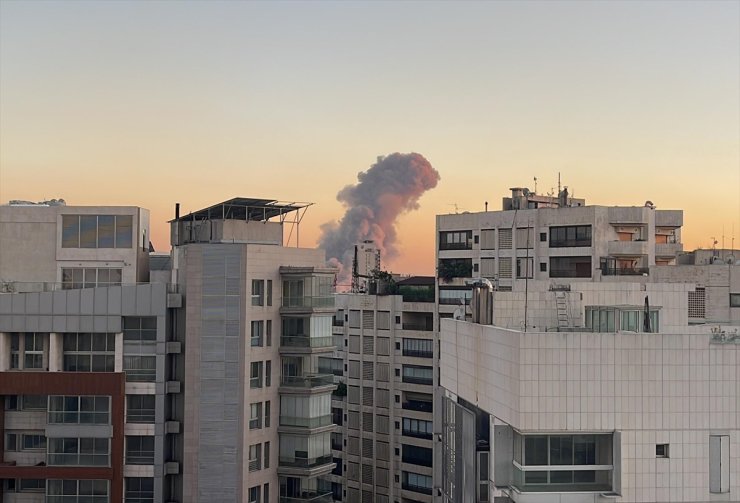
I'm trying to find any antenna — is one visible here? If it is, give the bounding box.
[533,176,538,194]
[449,203,460,214]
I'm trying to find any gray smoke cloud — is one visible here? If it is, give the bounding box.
[319,153,441,284]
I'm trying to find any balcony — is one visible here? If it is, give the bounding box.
[656,242,682,257]
[280,414,333,429]
[278,454,333,469]
[280,336,335,353]
[402,400,433,413]
[279,491,334,503]
[655,209,683,228]
[282,296,335,310]
[607,240,649,256]
[280,374,336,390]
[608,206,649,224]
[601,267,649,276]
[402,323,433,332]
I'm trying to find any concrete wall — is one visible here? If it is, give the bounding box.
[440,319,740,503]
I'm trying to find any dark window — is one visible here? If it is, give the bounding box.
[540,262,547,272]
[656,444,669,458]
[549,225,592,248]
[438,258,473,280]
[549,256,592,278]
[402,338,433,358]
[730,294,740,308]
[540,232,547,242]
[439,230,473,250]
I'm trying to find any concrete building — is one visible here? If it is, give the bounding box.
[328,277,437,503]
[0,201,175,503]
[436,188,684,314]
[439,316,739,503]
[168,198,338,503]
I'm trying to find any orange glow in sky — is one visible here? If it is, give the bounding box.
[1,1,738,276]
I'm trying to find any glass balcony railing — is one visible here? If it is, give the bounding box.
[281,374,335,389]
[279,414,333,429]
[278,454,333,469]
[282,296,335,309]
[279,491,334,503]
[280,336,334,349]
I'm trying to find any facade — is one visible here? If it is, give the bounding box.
[0,202,175,503]
[169,198,338,503]
[436,188,684,316]
[439,317,739,503]
[329,277,436,503]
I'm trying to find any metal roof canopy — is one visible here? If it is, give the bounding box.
[171,197,313,247]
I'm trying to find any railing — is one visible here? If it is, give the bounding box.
[0,281,178,294]
[402,429,433,440]
[282,296,335,309]
[124,368,157,382]
[280,336,334,349]
[279,491,334,503]
[281,374,335,389]
[402,483,433,495]
[402,375,433,385]
[549,269,592,278]
[402,400,433,413]
[601,267,649,276]
[402,323,433,332]
[402,349,434,358]
[126,451,155,465]
[278,454,333,469]
[279,414,333,429]
[549,239,592,248]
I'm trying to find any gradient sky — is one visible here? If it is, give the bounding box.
[1,0,738,275]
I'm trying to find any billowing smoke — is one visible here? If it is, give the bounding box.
[319,153,440,285]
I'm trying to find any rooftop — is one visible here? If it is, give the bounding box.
[170,197,311,223]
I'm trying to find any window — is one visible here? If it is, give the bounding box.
[513,433,613,491]
[656,444,669,458]
[264,441,270,469]
[265,400,271,428]
[6,433,18,451]
[540,232,547,242]
[498,257,512,279]
[63,333,115,372]
[124,355,156,382]
[62,214,133,248]
[439,230,473,250]
[549,256,592,278]
[439,288,471,305]
[709,435,730,493]
[480,257,495,278]
[62,267,122,289]
[49,396,110,424]
[549,225,592,248]
[125,436,154,465]
[516,227,534,249]
[480,229,495,250]
[123,317,157,342]
[402,365,433,385]
[126,395,155,423]
[585,308,615,332]
[402,444,433,467]
[688,288,706,319]
[402,471,433,495]
[516,257,533,279]
[251,321,264,347]
[19,478,45,492]
[248,486,261,503]
[540,262,547,272]
[730,293,740,308]
[21,395,47,410]
[265,360,272,387]
[22,434,46,450]
[48,438,110,466]
[24,333,45,369]
[10,334,19,369]
[47,480,109,503]
[266,320,272,346]
[250,361,263,388]
[249,443,262,472]
[438,258,472,280]
[125,477,154,503]
[498,228,512,249]
[251,280,265,306]
[266,280,273,306]
[402,418,433,439]
[402,338,433,358]
[250,402,263,430]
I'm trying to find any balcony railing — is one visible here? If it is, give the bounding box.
[402,483,433,495]
[281,374,335,389]
[278,454,333,469]
[282,296,335,309]
[280,336,334,349]
[402,323,433,332]
[279,414,333,429]
[402,376,433,385]
[279,491,334,503]
[601,267,649,276]
[402,349,434,358]
[402,400,433,413]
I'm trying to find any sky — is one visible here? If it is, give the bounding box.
[1,0,738,275]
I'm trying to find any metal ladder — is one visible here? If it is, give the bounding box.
[555,291,569,329]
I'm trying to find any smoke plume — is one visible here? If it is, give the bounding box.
[320,153,440,285]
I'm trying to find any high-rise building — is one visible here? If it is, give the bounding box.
[328,276,437,503]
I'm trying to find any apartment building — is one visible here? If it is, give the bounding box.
[0,202,177,503]
[438,314,739,503]
[436,188,683,311]
[169,198,338,503]
[329,277,436,503]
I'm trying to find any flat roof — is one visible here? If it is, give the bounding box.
[170,197,311,222]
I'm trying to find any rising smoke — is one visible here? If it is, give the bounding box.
[319,153,440,285]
